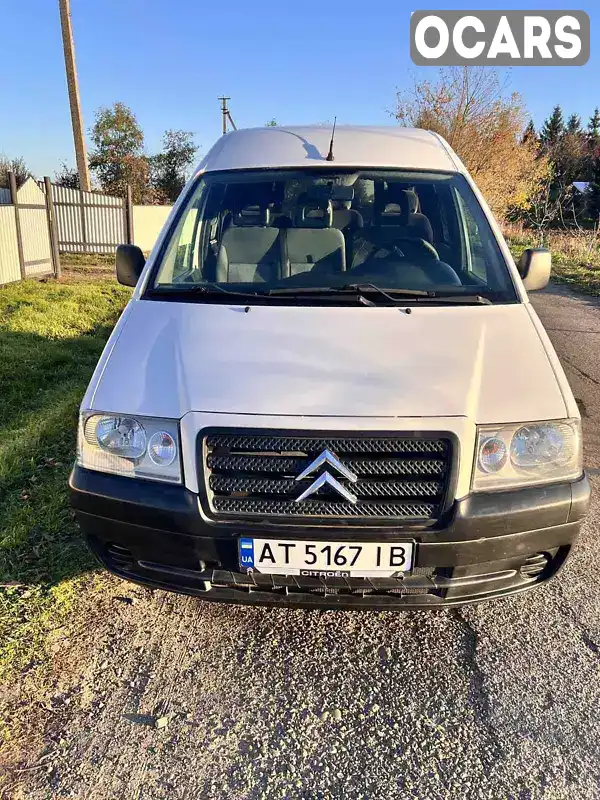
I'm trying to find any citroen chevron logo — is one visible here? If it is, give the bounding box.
[295,448,358,504]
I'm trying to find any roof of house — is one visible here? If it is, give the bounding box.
[573,181,591,193]
[195,125,460,175]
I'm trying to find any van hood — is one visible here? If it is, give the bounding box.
[90,299,567,423]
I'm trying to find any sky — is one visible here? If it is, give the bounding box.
[1,0,598,178]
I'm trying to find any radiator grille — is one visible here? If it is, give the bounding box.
[202,432,452,523]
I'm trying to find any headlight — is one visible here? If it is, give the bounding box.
[77,413,181,483]
[95,416,147,459]
[473,419,582,492]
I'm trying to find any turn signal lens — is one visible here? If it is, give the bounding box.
[478,437,507,473]
[148,431,177,466]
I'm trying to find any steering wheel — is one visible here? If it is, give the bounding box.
[389,236,440,261]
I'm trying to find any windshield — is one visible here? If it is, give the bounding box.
[149,168,518,303]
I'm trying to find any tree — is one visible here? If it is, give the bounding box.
[394,66,546,218]
[150,130,198,203]
[519,170,569,243]
[522,119,537,145]
[54,161,80,189]
[539,106,564,149]
[0,155,31,189]
[566,113,583,136]
[537,107,586,217]
[588,150,600,221]
[265,119,278,127]
[88,102,151,202]
[554,130,586,190]
[587,109,600,153]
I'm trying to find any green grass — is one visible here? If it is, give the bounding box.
[504,225,600,297]
[60,252,115,268]
[0,279,130,690]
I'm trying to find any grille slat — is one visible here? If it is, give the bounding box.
[207,454,447,477]
[210,475,444,499]
[203,432,452,522]
[212,497,437,517]
[206,434,447,455]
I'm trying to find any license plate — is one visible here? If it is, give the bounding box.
[238,538,414,578]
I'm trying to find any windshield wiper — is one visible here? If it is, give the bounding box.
[341,283,432,302]
[341,285,492,304]
[150,283,492,306]
[150,283,376,306]
[267,285,376,305]
[419,294,492,305]
[150,283,266,300]
[268,284,430,303]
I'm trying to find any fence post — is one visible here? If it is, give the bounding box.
[8,172,26,280]
[79,187,88,252]
[124,184,134,244]
[44,177,61,279]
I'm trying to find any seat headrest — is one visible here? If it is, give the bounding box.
[378,191,410,226]
[233,204,270,227]
[295,195,333,228]
[402,189,419,215]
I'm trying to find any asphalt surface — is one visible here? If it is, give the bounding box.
[24,284,600,800]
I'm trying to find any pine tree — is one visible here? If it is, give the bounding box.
[588,108,600,148]
[539,106,564,148]
[566,113,583,135]
[522,119,537,145]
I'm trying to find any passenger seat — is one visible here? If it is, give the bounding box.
[216,205,281,283]
[283,200,346,276]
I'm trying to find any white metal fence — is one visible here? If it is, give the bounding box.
[44,184,129,254]
[43,184,171,255]
[0,174,172,286]
[0,177,56,285]
[18,179,53,276]
[0,205,21,284]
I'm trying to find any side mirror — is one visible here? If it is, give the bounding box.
[116,244,145,287]
[518,247,551,292]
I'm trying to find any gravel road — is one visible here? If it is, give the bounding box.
[16,284,600,800]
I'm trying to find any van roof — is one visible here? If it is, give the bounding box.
[196,125,460,175]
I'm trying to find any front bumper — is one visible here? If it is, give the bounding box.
[69,465,591,609]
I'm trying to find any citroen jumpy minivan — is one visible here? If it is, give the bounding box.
[69,126,590,608]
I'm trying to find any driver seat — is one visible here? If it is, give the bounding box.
[402,189,434,245]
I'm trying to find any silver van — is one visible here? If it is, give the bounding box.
[70,125,590,608]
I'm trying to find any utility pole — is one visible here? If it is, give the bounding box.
[59,0,91,191]
[218,96,237,136]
